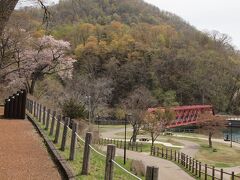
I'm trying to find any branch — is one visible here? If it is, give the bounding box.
[38,0,51,28]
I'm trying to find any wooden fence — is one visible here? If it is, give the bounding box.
[151,146,240,180]
[25,98,150,180]
[98,138,143,152]
[3,89,26,119]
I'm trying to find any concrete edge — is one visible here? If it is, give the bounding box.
[26,113,75,180]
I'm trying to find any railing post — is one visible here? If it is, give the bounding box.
[31,100,33,114]
[212,166,215,180]
[220,169,223,180]
[146,166,159,180]
[199,162,202,178]
[39,104,42,122]
[82,132,93,175]
[192,159,195,173]
[195,160,198,176]
[174,150,177,161]
[17,92,22,118]
[10,96,14,118]
[54,115,61,144]
[45,109,51,130]
[36,103,39,120]
[186,155,188,168]
[162,147,164,158]
[50,111,56,136]
[104,144,116,180]
[166,148,168,159]
[178,152,180,163]
[205,164,207,180]
[42,106,46,125]
[232,171,234,180]
[34,101,36,117]
[189,157,192,171]
[13,93,19,118]
[20,89,26,119]
[69,122,78,160]
[60,117,70,151]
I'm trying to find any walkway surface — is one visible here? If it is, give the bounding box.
[100,126,194,180]
[0,107,62,180]
[101,146,194,180]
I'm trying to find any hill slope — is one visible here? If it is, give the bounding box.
[14,0,240,114]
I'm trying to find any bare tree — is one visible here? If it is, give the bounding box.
[0,0,19,36]
[197,113,226,148]
[122,86,156,143]
[0,0,49,37]
[66,75,113,122]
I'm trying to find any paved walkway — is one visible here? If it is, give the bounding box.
[100,126,194,180]
[0,107,62,180]
[101,146,194,180]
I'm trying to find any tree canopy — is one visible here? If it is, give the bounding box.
[2,0,240,115]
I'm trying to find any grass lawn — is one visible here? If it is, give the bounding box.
[195,142,240,167]
[172,136,240,167]
[31,114,144,180]
[96,125,131,133]
[98,124,240,168]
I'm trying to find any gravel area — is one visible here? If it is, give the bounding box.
[0,107,62,180]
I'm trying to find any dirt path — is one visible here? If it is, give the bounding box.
[0,107,62,180]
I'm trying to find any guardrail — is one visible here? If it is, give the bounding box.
[151,146,240,180]
[25,97,147,180]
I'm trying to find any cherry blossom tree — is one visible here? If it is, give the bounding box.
[144,108,174,147]
[5,34,76,94]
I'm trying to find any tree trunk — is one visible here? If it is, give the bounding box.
[208,132,213,148]
[29,79,36,95]
[131,127,138,143]
[151,132,154,147]
[0,0,19,36]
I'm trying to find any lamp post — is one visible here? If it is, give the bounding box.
[97,115,100,133]
[229,122,232,147]
[86,96,91,124]
[124,113,132,164]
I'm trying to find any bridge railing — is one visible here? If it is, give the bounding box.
[25,97,144,180]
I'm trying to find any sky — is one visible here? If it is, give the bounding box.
[17,0,240,49]
[144,0,240,49]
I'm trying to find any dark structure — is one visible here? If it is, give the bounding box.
[4,89,27,119]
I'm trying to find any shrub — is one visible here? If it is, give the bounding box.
[62,99,87,119]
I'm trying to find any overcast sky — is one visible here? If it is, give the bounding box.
[17,0,240,49]
[144,0,240,49]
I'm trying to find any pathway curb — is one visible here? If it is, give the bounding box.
[26,112,75,180]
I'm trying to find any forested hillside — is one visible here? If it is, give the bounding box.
[2,0,240,116]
